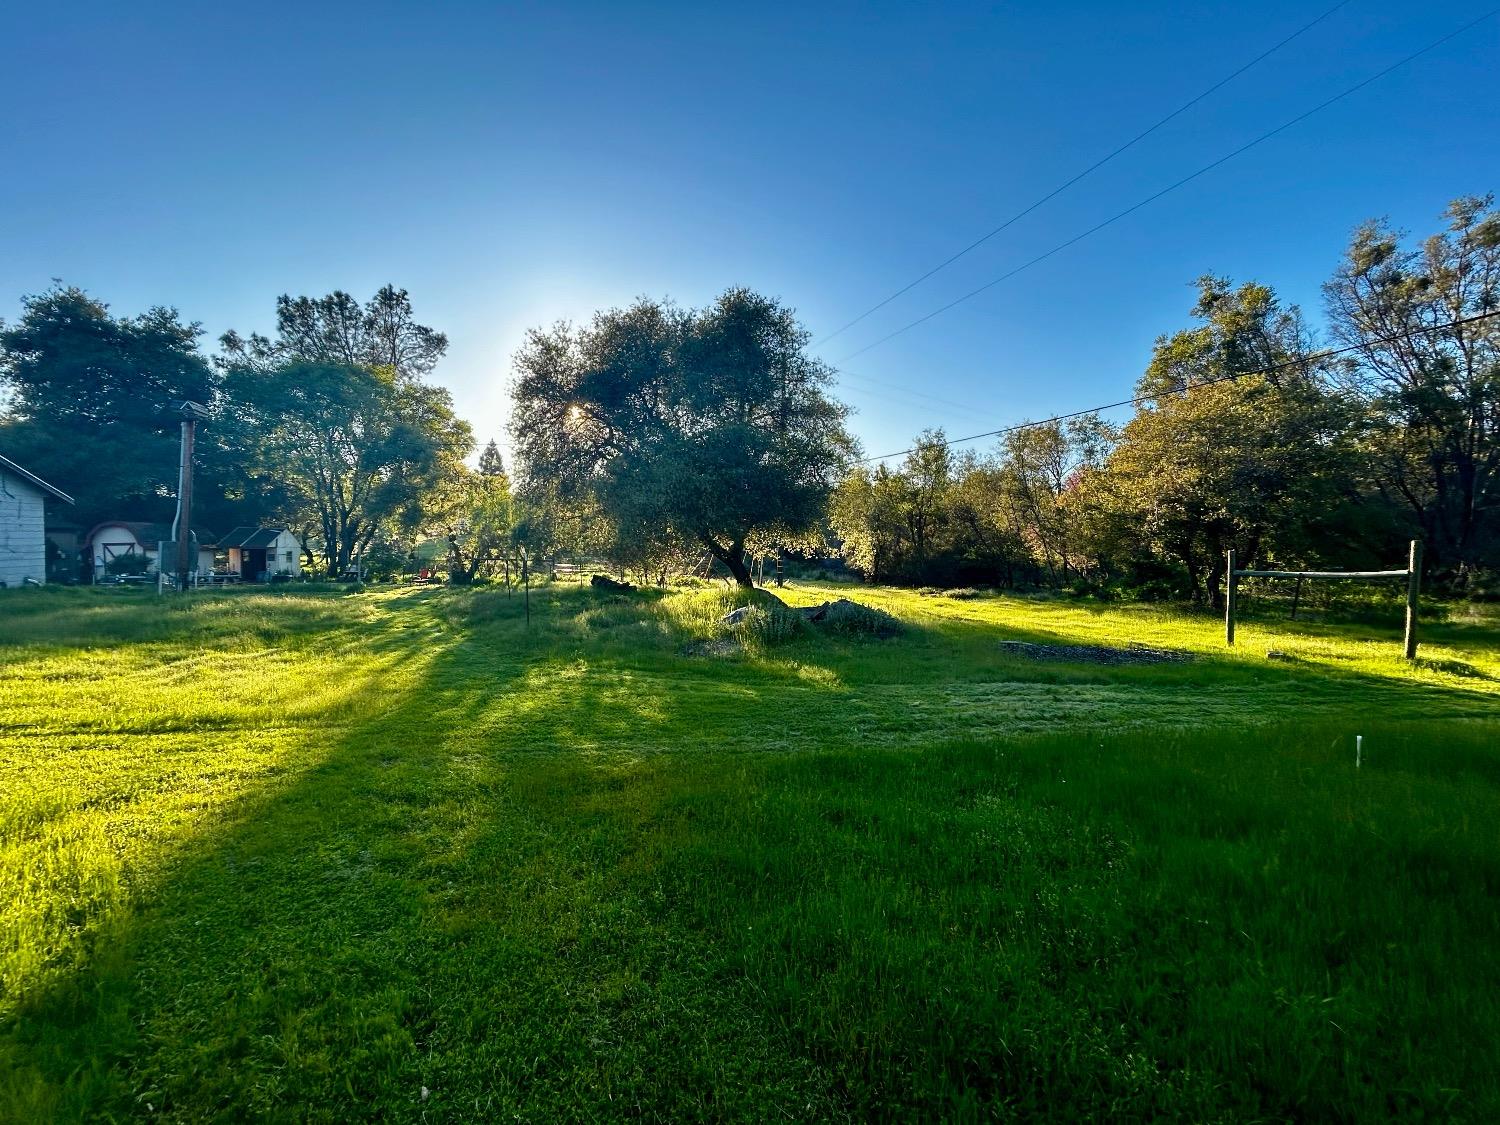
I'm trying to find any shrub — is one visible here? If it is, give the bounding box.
[735,603,808,648]
[105,553,150,577]
[658,585,784,638]
[819,599,903,638]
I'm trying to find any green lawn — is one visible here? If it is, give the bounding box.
[2,581,1498,1120]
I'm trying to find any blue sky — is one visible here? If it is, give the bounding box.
[3,1,1496,463]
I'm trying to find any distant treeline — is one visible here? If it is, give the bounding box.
[828,197,1500,600]
[4,196,1495,596]
[0,286,499,580]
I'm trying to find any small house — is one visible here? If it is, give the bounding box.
[218,527,304,580]
[0,454,75,587]
[84,521,217,580]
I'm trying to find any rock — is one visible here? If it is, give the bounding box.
[719,589,791,625]
[591,574,635,593]
[799,601,832,622]
[798,598,868,622]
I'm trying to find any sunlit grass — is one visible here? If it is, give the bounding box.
[1,582,1497,1119]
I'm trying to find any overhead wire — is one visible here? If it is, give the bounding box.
[837,369,978,414]
[853,309,1500,464]
[838,8,1500,365]
[814,0,1353,348]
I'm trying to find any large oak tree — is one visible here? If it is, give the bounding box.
[221,361,471,577]
[0,285,226,529]
[511,289,855,586]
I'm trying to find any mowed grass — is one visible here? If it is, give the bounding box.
[1,581,1498,1120]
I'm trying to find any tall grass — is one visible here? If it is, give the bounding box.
[1,583,1497,1119]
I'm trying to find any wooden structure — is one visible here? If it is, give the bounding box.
[0,454,74,587]
[218,527,305,581]
[84,521,216,579]
[1225,540,1423,659]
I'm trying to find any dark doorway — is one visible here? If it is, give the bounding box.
[243,548,268,581]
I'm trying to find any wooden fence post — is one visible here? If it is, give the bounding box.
[1404,539,1422,660]
[1225,549,1237,646]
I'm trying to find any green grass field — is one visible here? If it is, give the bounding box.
[2,581,1498,1121]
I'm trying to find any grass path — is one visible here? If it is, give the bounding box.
[2,583,1498,1119]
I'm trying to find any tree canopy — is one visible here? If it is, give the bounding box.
[1097,277,1358,603]
[0,285,222,528]
[4,195,1495,596]
[219,361,471,576]
[511,288,855,585]
[1325,194,1500,585]
[219,286,448,381]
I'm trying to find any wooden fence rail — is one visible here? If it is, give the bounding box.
[1225,540,1422,659]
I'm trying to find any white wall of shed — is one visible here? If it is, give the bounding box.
[272,531,303,576]
[0,470,48,587]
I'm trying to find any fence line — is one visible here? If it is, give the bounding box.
[1225,540,1422,659]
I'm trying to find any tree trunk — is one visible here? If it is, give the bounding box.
[704,536,754,587]
[1208,564,1225,612]
[722,550,753,587]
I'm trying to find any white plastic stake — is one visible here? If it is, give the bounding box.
[1356,735,1362,769]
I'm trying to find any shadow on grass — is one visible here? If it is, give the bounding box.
[2,588,848,1119]
[0,586,370,650]
[5,585,1500,1119]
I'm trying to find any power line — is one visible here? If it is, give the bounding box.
[834,379,976,425]
[814,0,1353,349]
[839,8,1500,365]
[854,309,1500,464]
[837,369,977,414]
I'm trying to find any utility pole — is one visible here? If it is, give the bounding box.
[170,401,211,591]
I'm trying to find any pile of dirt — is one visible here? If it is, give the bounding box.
[998,640,1193,665]
[718,596,836,627]
[719,597,903,639]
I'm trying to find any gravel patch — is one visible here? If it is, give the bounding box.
[999,640,1194,665]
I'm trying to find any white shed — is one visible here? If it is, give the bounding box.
[0,454,75,588]
[218,527,304,580]
[84,521,216,580]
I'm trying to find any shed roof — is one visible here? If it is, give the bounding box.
[218,526,288,549]
[85,521,218,548]
[0,454,74,504]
